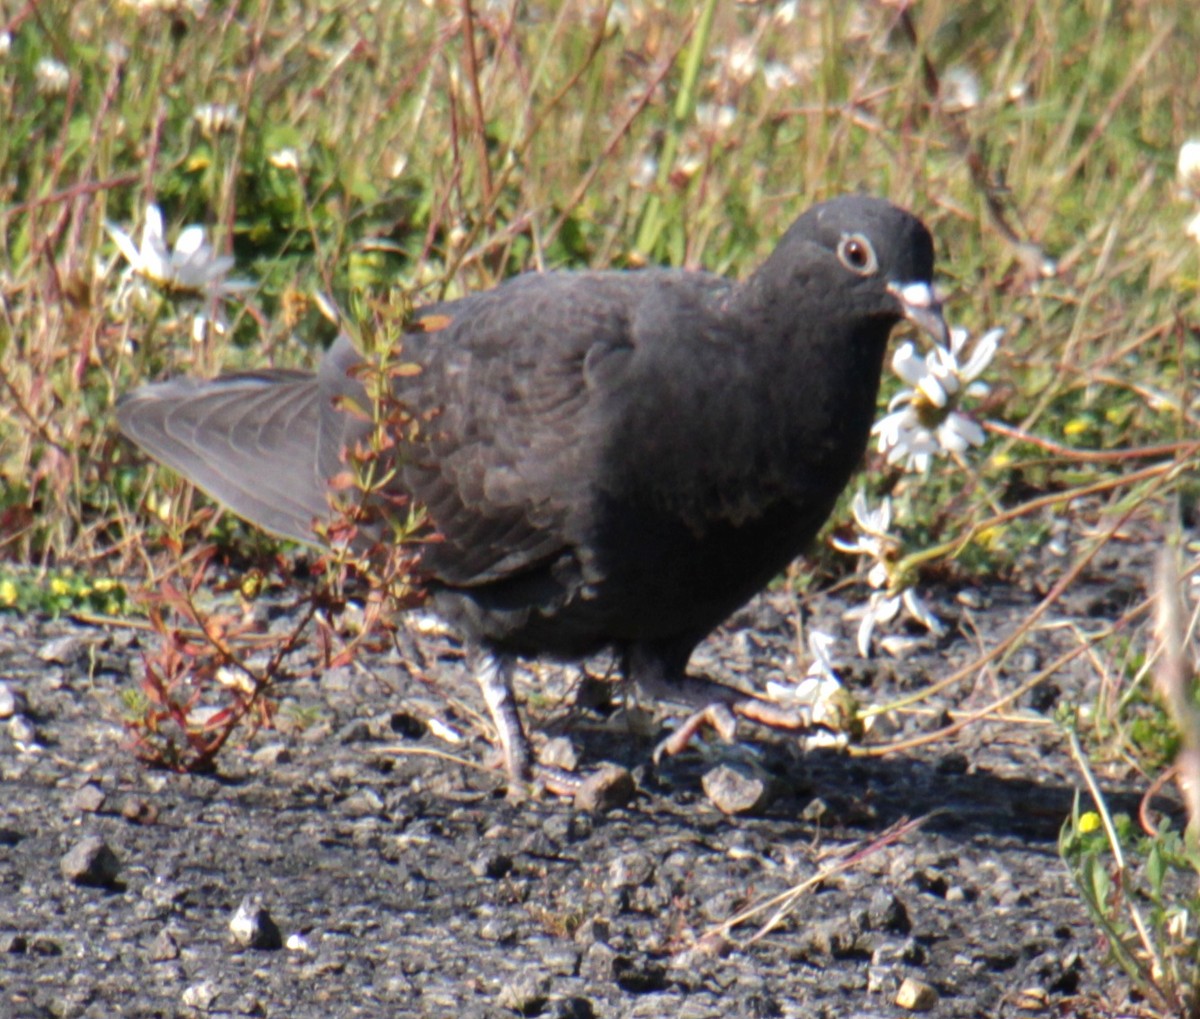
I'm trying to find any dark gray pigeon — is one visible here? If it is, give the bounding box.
[118,195,947,792]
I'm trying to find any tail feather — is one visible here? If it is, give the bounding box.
[117,370,333,545]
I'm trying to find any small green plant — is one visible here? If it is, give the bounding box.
[0,567,128,617]
[1060,800,1200,1017]
[120,290,432,772]
[1060,548,1200,1017]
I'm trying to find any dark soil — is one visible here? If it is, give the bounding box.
[0,525,1166,1018]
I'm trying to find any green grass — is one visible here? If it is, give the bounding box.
[1,0,1199,1008]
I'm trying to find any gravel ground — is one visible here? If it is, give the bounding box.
[0,521,1166,1019]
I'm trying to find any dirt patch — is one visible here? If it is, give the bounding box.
[1,529,1163,1018]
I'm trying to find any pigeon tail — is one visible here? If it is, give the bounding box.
[116,370,335,545]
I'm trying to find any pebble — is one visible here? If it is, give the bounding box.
[71,782,106,814]
[606,851,654,890]
[60,835,121,887]
[496,971,551,1013]
[573,764,635,812]
[8,714,38,747]
[701,762,774,815]
[149,929,181,962]
[0,932,27,953]
[471,848,514,880]
[29,935,63,956]
[228,895,283,950]
[895,976,938,1011]
[120,796,159,825]
[955,587,986,609]
[552,998,596,1019]
[37,634,88,666]
[611,954,668,993]
[251,742,292,766]
[539,736,580,772]
[339,788,384,817]
[867,888,911,933]
[581,941,618,981]
[0,680,20,718]
[181,982,219,1010]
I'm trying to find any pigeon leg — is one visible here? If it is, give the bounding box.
[473,650,532,781]
[472,650,588,797]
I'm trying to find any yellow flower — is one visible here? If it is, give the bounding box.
[49,577,71,597]
[0,579,18,606]
[1077,811,1102,835]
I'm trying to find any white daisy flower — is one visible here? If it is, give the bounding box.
[695,102,736,133]
[1187,211,1200,246]
[107,204,247,299]
[833,490,946,657]
[763,61,800,92]
[268,148,301,172]
[106,203,250,340]
[942,66,980,113]
[718,40,758,85]
[872,325,1002,472]
[765,630,849,748]
[1179,139,1200,201]
[845,588,946,659]
[193,102,239,136]
[832,491,899,590]
[35,58,70,96]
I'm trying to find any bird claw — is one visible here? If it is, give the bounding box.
[653,703,738,764]
[652,691,814,763]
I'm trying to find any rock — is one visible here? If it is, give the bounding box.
[0,932,28,954]
[539,736,580,772]
[573,764,635,812]
[37,634,89,666]
[895,976,938,1011]
[606,851,654,890]
[60,836,120,887]
[120,796,159,825]
[71,782,106,814]
[867,888,911,933]
[181,981,219,1010]
[701,762,774,815]
[8,713,38,748]
[0,680,21,718]
[496,970,551,1013]
[470,848,514,880]
[228,895,283,950]
[149,929,180,961]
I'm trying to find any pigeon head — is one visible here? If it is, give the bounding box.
[749,194,948,348]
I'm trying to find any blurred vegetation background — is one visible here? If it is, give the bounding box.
[0,0,1194,572]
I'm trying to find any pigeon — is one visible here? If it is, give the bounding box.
[117,194,947,792]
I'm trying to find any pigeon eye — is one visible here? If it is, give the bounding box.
[837,234,878,275]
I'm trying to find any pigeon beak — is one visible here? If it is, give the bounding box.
[888,281,949,347]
